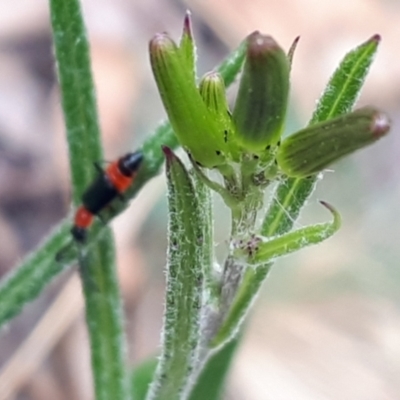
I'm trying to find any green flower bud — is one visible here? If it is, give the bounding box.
[276,106,390,177]
[233,32,290,152]
[199,72,240,161]
[149,33,227,168]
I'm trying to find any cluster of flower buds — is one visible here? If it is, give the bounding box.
[149,14,389,180]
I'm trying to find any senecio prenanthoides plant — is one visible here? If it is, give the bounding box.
[145,13,390,400]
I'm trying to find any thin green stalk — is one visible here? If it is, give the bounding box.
[50,0,103,198]
[50,0,129,399]
[0,222,70,326]
[191,170,219,302]
[79,232,128,400]
[211,263,271,348]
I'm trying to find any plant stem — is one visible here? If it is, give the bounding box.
[0,222,70,326]
[49,0,130,398]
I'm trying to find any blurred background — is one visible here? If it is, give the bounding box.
[0,0,399,399]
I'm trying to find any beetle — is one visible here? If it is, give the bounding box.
[71,151,143,242]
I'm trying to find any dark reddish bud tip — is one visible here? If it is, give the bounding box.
[162,145,175,161]
[369,34,381,43]
[276,107,390,178]
[247,32,281,58]
[233,33,289,150]
[371,111,390,138]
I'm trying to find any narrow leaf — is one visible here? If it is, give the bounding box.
[310,34,381,124]
[179,11,196,79]
[50,0,103,202]
[79,232,130,400]
[217,40,246,87]
[251,201,340,263]
[146,148,204,400]
[0,222,69,327]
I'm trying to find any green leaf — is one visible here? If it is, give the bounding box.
[0,222,69,326]
[79,232,130,400]
[310,34,381,124]
[146,148,205,400]
[179,11,196,80]
[249,201,340,263]
[217,40,247,87]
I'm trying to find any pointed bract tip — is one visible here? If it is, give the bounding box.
[293,36,301,44]
[319,200,341,227]
[319,200,335,213]
[183,10,193,37]
[288,36,301,66]
[289,36,301,52]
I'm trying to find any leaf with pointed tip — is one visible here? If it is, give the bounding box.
[250,201,340,264]
[179,11,196,79]
[146,148,206,400]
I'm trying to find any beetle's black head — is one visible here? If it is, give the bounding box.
[118,151,143,176]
